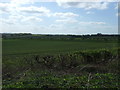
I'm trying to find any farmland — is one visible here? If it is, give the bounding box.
[2,34,120,89]
[2,39,118,55]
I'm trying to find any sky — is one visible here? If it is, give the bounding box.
[0,0,119,35]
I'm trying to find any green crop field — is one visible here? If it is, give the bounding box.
[2,38,120,89]
[2,39,118,55]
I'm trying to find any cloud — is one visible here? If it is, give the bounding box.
[86,11,94,14]
[0,3,10,13]
[1,13,43,25]
[56,18,78,23]
[53,12,79,18]
[53,12,79,24]
[79,21,106,25]
[0,1,50,25]
[10,0,34,6]
[19,6,50,16]
[21,16,43,22]
[53,12,78,23]
[49,24,63,29]
[56,2,109,10]
[0,0,34,14]
[0,18,14,25]
[0,13,24,25]
[0,0,51,15]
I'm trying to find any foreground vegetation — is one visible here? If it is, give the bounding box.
[2,34,120,89]
[3,48,120,88]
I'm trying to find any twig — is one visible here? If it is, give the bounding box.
[87,72,91,89]
[79,64,89,71]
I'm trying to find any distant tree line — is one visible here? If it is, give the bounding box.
[1,33,120,41]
